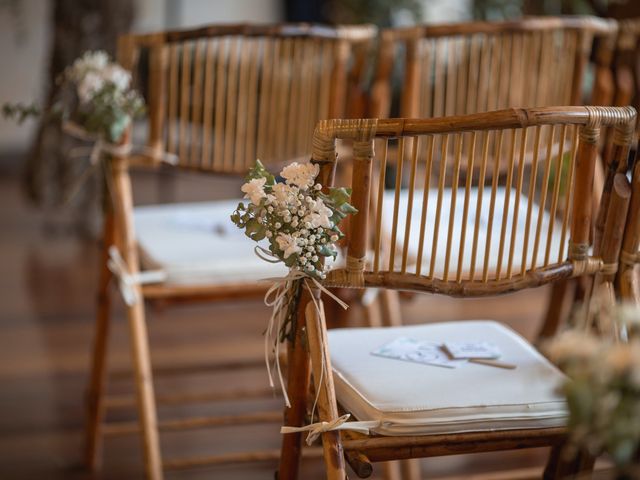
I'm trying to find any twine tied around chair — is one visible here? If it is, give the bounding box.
[107,246,167,306]
[258,247,348,408]
[280,413,380,446]
[62,121,178,203]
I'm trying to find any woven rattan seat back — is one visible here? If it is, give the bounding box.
[119,24,376,174]
[371,17,617,119]
[313,107,636,297]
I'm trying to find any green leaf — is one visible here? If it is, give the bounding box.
[318,245,338,259]
[247,159,275,185]
[284,254,298,267]
[327,187,349,205]
[108,113,131,143]
[340,203,358,214]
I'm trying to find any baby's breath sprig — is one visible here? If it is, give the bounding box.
[230,160,357,280]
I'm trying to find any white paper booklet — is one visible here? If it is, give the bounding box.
[371,337,464,369]
[442,341,502,359]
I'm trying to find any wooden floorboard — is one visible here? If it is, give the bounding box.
[0,172,563,479]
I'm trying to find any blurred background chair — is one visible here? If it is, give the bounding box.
[370,16,616,118]
[85,22,376,480]
[365,16,619,340]
[278,105,636,480]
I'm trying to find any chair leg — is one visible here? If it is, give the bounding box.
[305,300,347,480]
[400,459,422,480]
[382,461,402,480]
[84,214,115,470]
[127,300,163,480]
[544,444,595,480]
[537,279,572,344]
[380,289,402,327]
[278,292,312,480]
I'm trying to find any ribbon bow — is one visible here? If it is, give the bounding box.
[259,247,348,408]
[280,414,380,445]
[107,246,167,306]
[62,121,179,203]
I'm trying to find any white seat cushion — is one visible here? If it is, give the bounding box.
[382,188,566,277]
[328,320,567,436]
[134,200,288,285]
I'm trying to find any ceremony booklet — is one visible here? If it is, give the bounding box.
[371,337,464,369]
[372,337,505,369]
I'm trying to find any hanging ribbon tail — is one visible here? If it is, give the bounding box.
[107,246,167,306]
[280,414,380,446]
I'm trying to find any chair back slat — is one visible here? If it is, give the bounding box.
[373,17,617,119]
[123,24,376,173]
[315,107,636,296]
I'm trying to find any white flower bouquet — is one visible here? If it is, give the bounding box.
[4,50,144,143]
[546,320,640,474]
[231,160,357,281]
[232,159,356,402]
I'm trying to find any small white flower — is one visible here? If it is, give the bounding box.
[275,222,282,229]
[314,184,322,190]
[103,64,131,91]
[330,235,339,242]
[307,265,315,272]
[305,252,312,258]
[241,177,267,205]
[77,71,105,103]
[272,183,291,204]
[311,255,318,262]
[265,231,272,238]
[276,233,302,259]
[280,162,319,190]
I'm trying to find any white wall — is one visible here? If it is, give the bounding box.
[0,0,51,152]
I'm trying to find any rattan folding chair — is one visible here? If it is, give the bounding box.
[277,106,637,480]
[83,23,376,480]
[367,16,619,342]
[370,16,617,118]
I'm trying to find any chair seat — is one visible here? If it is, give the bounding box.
[328,320,567,436]
[134,200,288,285]
[382,188,566,277]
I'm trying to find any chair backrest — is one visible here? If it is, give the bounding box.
[117,23,376,174]
[313,107,636,298]
[370,17,617,119]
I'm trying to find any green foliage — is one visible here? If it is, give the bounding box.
[231,160,357,280]
[2,102,41,124]
[247,159,275,185]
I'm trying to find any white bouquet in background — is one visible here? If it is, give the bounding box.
[546,310,640,475]
[231,160,357,281]
[4,50,144,143]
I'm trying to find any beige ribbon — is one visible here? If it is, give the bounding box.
[260,249,348,408]
[62,121,179,203]
[107,246,167,306]
[280,413,380,446]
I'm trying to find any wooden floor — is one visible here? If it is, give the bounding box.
[0,169,596,479]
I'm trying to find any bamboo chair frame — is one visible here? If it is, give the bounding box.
[84,23,376,480]
[608,21,640,307]
[367,16,619,347]
[370,16,617,118]
[278,106,637,480]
